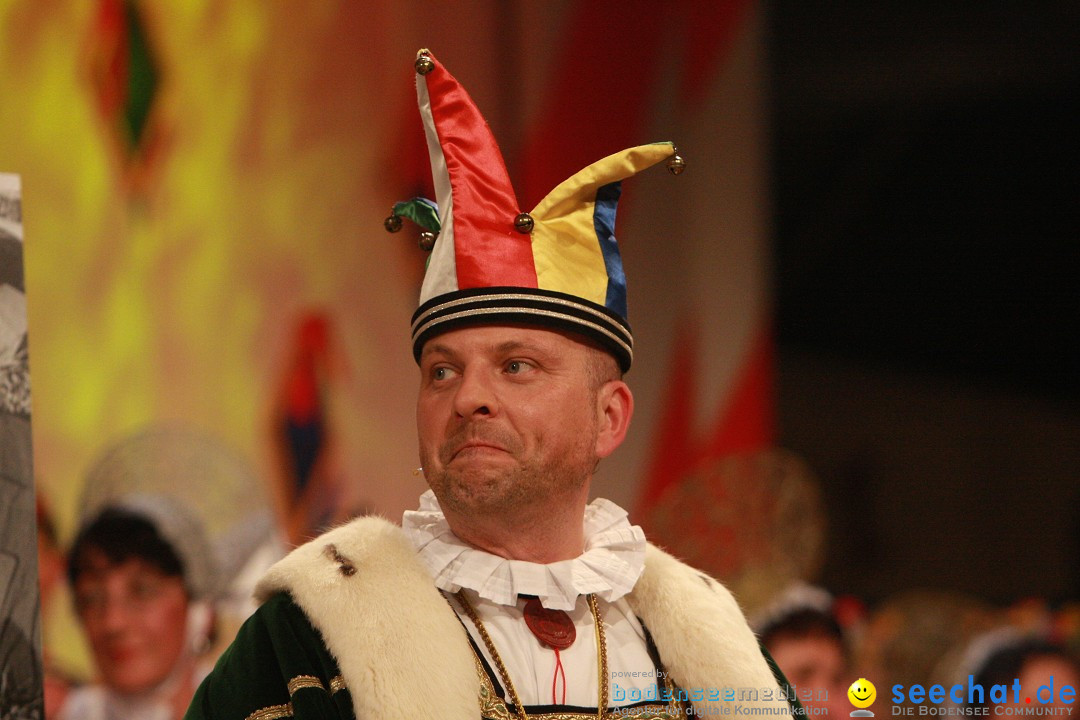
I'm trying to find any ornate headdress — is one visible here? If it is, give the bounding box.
[387,49,684,372]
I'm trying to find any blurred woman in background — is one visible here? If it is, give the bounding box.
[59,495,217,720]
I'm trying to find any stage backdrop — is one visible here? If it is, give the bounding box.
[0,0,780,672]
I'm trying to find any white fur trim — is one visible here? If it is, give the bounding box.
[628,545,790,716]
[255,516,479,720]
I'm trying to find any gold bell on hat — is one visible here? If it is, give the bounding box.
[414,50,435,75]
[513,212,534,234]
[384,214,403,233]
[667,153,687,175]
[418,231,436,251]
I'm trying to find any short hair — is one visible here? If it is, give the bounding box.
[969,639,1079,709]
[760,608,845,651]
[67,508,185,589]
[580,339,623,391]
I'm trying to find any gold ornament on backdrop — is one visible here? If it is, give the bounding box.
[643,448,826,615]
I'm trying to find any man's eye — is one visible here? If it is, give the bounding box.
[506,361,530,374]
[432,366,454,381]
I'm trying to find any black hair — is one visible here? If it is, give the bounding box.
[969,639,1080,709]
[67,508,185,588]
[760,608,845,650]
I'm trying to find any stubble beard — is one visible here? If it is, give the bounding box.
[422,420,598,521]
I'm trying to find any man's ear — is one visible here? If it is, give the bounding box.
[594,380,634,459]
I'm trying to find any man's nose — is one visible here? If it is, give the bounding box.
[452,368,498,418]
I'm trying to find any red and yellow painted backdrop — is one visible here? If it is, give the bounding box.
[0,0,774,669]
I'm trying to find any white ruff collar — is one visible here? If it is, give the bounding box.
[402,490,646,611]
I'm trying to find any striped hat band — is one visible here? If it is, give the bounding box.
[411,287,633,371]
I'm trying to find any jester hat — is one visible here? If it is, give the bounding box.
[393,49,684,372]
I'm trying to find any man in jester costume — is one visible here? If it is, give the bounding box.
[186,50,796,720]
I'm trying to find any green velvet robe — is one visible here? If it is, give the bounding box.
[187,594,353,720]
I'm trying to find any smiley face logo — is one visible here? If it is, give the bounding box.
[848,678,877,709]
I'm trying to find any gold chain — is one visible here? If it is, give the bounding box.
[456,591,608,720]
[589,593,608,720]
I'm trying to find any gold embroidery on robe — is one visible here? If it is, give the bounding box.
[287,675,326,695]
[248,674,344,720]
[245,702,294,720]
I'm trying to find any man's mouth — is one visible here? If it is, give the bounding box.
[442,429,515,463]
[451,441,505,459]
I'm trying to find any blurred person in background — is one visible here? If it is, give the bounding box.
[755,583,851,718]
[59,495,217,720]
[68,425,287,684]
[964,631,1080,713]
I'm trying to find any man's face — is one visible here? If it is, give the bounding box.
[1015,655,1080,711]
[417,325,619,521]
[73,551,190,695]
[768,634,848,716]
